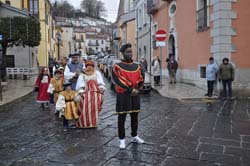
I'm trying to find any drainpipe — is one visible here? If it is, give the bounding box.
[149,14,152,75]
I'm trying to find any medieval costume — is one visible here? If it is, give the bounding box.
[55,82,82,131]
[47,69,64,104]
[75,60,106,128]
[112,43,145,149]
[34,68,51,107]
[64,53,83,90]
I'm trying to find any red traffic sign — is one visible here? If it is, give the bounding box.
[155,29,167,41]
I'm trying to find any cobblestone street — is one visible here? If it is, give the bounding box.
[0,80,250,166]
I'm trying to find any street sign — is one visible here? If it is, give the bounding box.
[156,41,166,47]
[0,34,2,41]
[155,29,167,41]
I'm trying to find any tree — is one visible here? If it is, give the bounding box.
[0,16,41,82]
[81,0,107,19]
[53,0,75,17]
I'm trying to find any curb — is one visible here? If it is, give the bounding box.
[0,90,34,111]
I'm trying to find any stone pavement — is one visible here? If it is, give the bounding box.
[151,76,208,99]
[0,77,36,106]
[0,79,250,166]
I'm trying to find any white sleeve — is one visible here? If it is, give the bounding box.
[47,83,54,94]
[96,70,105,86]
[76,74,86,91]
[64,65,75,81]
[55,94,66,111]
[96,71,106,91]
[52,66,56,76]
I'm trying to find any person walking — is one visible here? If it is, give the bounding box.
[47,69,64,114]
[218,57,235,99]
[112,43,145,149]
[152,56,161,85]
[167,55,178,84]
[55,82,82,132]
[205,57,218,97]
[34,68,51,108]
[140,57,148,72]
[64,53,83,90]
[75,60,106,128]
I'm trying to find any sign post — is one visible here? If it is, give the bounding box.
[155,29,167,85]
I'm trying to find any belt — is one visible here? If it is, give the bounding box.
[54,91,62,93]
[65,99,74,102]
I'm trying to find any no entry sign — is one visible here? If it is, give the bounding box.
[155,29,167,41]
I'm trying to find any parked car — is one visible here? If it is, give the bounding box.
[108,59,121,80]
[103,54,117,77]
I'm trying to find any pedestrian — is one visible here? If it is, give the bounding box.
[34,67,51,108]
[55,81,82,132]
[112,43,145,149]
[167,55,178,84]
[64,53,83,90]
[218,57,235,99]
[140,57,148,72]
[205,57,218,97]
[48,56,54,76]
[75,60,106,128]
[47,69,64,114]
[152,56,161,85]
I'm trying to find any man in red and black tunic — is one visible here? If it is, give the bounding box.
[112,43,145,149]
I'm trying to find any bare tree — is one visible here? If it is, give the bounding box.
[81,0,107,19]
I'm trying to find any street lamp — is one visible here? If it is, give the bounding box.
[56,32,61,59]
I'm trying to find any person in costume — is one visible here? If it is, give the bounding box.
[64,53,83,90]
[112,43,145,149]
[34,67,51,108]
[75,60,106,128]
[47,69,64,114]
[56,81,83,131]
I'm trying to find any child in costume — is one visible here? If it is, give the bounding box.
[47,69,64,114]
[56,81,83,131]
[34,67,51,108]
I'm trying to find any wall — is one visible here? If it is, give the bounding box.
[6,46,37,68]
[126,20,137,61]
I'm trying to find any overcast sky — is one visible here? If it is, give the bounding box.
[53,0,119,22]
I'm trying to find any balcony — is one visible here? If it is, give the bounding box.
[147,0,159,14]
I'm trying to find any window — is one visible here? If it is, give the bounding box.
[144,46,147,57]
[168,1,177,18]
[143,3,147,25]
[29,0,39,16]
[200,66,206,78]
[196,0,209,32]
[5,0,10,5]
[139,8,142,28]
[101,40,104,44]
[81,35,83,41]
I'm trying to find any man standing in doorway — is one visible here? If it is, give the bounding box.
[167,55,178,84]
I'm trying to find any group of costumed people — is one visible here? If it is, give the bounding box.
[34,53,105,131]
[34,43,145,149]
